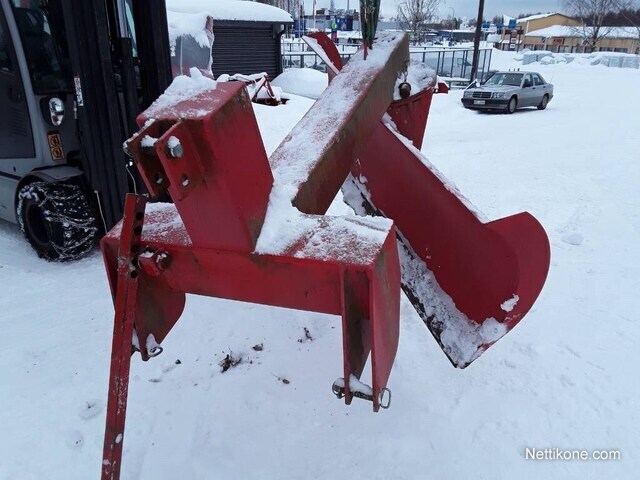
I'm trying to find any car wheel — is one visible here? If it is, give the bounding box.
[537,94,549,110]
[17,181,98,261]
[506,96,517,114]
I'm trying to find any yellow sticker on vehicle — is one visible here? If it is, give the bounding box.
[47,132,65,160]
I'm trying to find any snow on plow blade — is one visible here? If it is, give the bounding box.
[305,34,551,368]
[345,126,550,368]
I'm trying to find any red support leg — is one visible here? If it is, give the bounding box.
[101,194,147,480]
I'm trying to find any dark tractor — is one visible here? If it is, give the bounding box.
[0,0,172,260]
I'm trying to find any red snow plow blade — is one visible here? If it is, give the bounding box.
[305,34,550,368]
[100,33,409,480]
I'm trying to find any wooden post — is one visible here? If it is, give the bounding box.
[470,0,485,82]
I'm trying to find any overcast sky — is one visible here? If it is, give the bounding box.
[303,1,564,20]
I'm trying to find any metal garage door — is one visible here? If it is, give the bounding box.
[212,23,281,79]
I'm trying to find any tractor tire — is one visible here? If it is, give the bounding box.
[537,94,549,110]
[17,181,98,261]
[506,96,517,114]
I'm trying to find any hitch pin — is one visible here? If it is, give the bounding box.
[331,376,392,409]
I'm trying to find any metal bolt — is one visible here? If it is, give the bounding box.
[398,82,412,99]
[167,142,184,158]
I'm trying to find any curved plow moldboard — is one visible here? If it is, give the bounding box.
[347,124,551,367]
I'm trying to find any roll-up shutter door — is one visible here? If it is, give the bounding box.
[212,23,281,79]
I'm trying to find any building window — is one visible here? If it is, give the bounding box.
[614,48,628,53]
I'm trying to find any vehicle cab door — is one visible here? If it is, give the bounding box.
[521,73,535,106]
[0,3,35,221]
[533,73,551,97]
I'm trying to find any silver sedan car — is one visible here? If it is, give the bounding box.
[461,71,554,113]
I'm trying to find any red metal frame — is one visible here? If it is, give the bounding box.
[101,195,147,480]
[305,34,550,367]
[100,30,551,479]
[101,34,408,480]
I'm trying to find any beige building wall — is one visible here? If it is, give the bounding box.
[519,14,581,34]
[499,14,582,50]
[523,35,639,54]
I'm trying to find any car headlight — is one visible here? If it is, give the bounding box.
[491,92,506,99]
[464,90,473,98]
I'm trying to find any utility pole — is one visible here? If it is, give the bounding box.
[312,0,316,31]
[470,0,485,82]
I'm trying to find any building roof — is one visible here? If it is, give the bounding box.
[525,25,639,39]
[166,0,293,23]
[517,12,563,23]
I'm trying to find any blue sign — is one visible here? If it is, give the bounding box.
[508,19,517,29]
[335,17,352,31]
[497,22,504,29]
[293,19,305,38]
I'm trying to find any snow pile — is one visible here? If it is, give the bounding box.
[216,72,286,103]
[522,50,639,69]
[143,68,218,119]
[167,10,213,48]
[254,168,393,262]
[166,0,292,23]
[333,375,374,396]
[272,68,328,99]
[393,60,436,101]
[268,32,405,203]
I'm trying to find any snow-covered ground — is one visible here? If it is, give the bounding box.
[1,49,639,479]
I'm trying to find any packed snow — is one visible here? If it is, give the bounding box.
[271,68,328,99]
[520,49,640,68]
[166,11,213,49]
[143,67,218,119]
[166,0,292,23]
[1,48,639,479]
[393,60,437,100]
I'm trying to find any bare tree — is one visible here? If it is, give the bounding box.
[396,0,442,44]
[563,0,623,50]
[615,0,640,53]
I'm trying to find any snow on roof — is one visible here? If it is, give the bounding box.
[516,12,559,23]
[166,0,293,23]
[167,11,212,47]
[525,25,639,39]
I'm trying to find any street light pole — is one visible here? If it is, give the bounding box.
[470,0,485,83]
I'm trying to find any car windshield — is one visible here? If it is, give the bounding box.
[11,0,72,94]
[483,73,523,87]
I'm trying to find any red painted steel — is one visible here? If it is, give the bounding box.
[352,127,550,325]
[387,84,437,151]
[101,34,409,479]
[101,195,147,480]
[304,32,343,83]
[131,83,273,251]
[309,34,551,366]
[271,32,409,215]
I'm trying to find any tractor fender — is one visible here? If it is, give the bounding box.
[14,166,85,215]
